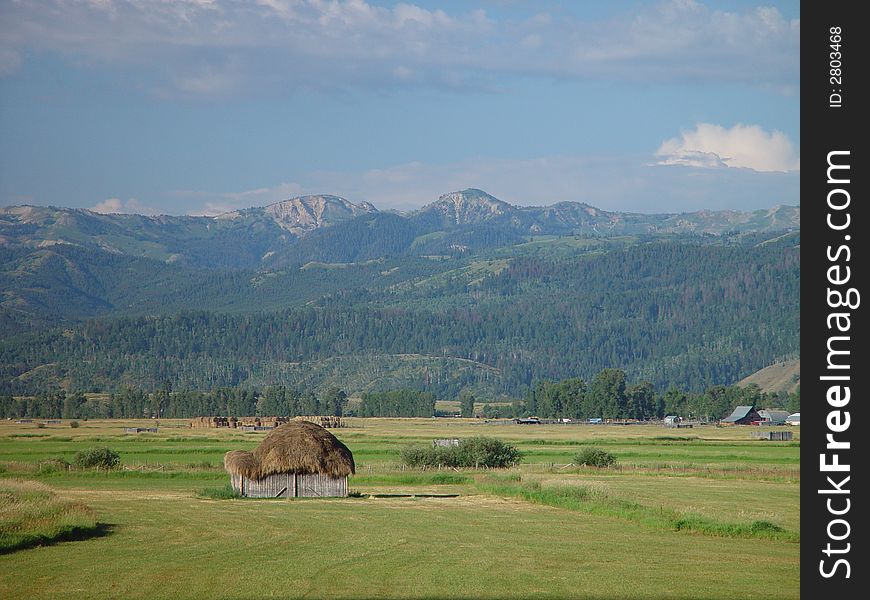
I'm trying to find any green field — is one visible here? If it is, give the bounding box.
[0,419,799,599]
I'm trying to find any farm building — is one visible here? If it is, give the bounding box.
[720,405,761,425]
[224,420,354,498]
[757,409,790,425]
[786,412,800,425]
[751,430,793,441]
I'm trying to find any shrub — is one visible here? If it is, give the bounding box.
[69,421,80,429]
[72,447,121,470]
[574,447,616,468]
[457,437,522,468]
[401,437,521,469]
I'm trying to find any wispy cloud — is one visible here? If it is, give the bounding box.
[172,182,305,215]
[0,1,799,97]
[656,123,800,172]
[89,197,159,215]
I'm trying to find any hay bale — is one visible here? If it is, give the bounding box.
[223,421,355,481]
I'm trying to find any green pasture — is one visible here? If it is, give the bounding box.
[0,418,799,599]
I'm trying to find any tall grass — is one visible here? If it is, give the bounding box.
[196,484,240,500]
[478,479,798,541]
[0,479,100,553]
[350,472,472,486]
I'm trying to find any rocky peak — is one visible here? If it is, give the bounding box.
[217,195,377,236]
[425,189,515,225]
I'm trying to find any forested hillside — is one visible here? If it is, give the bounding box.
[1,231,800,398]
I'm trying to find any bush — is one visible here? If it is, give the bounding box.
[573,447,616,468]
[401,437,522,469]
[457,437,522,468]
[399,444,449,468]
[72,447,121,470]
[69,421,80,428]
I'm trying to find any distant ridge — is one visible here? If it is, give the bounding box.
[1,188,799,271]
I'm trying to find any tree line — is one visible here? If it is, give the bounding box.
[522,369,799,420]
[0,385,347,420]
[0,368,798,421]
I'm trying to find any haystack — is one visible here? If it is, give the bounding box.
[224,421,354,498]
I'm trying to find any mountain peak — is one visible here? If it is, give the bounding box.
[416,189,515,226]
[438,188,508,204]
[216,194,377,235]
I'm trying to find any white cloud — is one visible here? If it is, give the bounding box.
[89,197,159,215]
[90,198,123,213]
[656,123,800,172]
[0,1,799,96]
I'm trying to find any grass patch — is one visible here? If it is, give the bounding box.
[0,419,799,599]
[0,479,103,553]
[197,484,240,500]
[37,469,224,480]
[485,471,523,483]
[478,479,798,542]
[351,472,472,486]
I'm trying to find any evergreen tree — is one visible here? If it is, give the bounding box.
[460,391,476,418]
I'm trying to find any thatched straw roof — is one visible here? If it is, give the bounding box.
[224,420,355,480]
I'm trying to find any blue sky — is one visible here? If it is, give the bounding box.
[0,0,799,215]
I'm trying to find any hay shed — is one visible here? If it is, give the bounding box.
[224,421,354,498]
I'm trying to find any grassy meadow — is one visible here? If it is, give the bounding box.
[0,418,799,599]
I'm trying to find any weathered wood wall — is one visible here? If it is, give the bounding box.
[230,473,347,497]
[750,430,793,441]
[296,473,347,497]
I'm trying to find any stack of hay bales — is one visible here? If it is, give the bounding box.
[295,415,343,428]
[190,416,229,428]
[261,416,290,428]
[190,416,292,429]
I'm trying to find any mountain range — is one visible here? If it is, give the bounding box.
[1,189,800,397]
[1,189,799,269]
